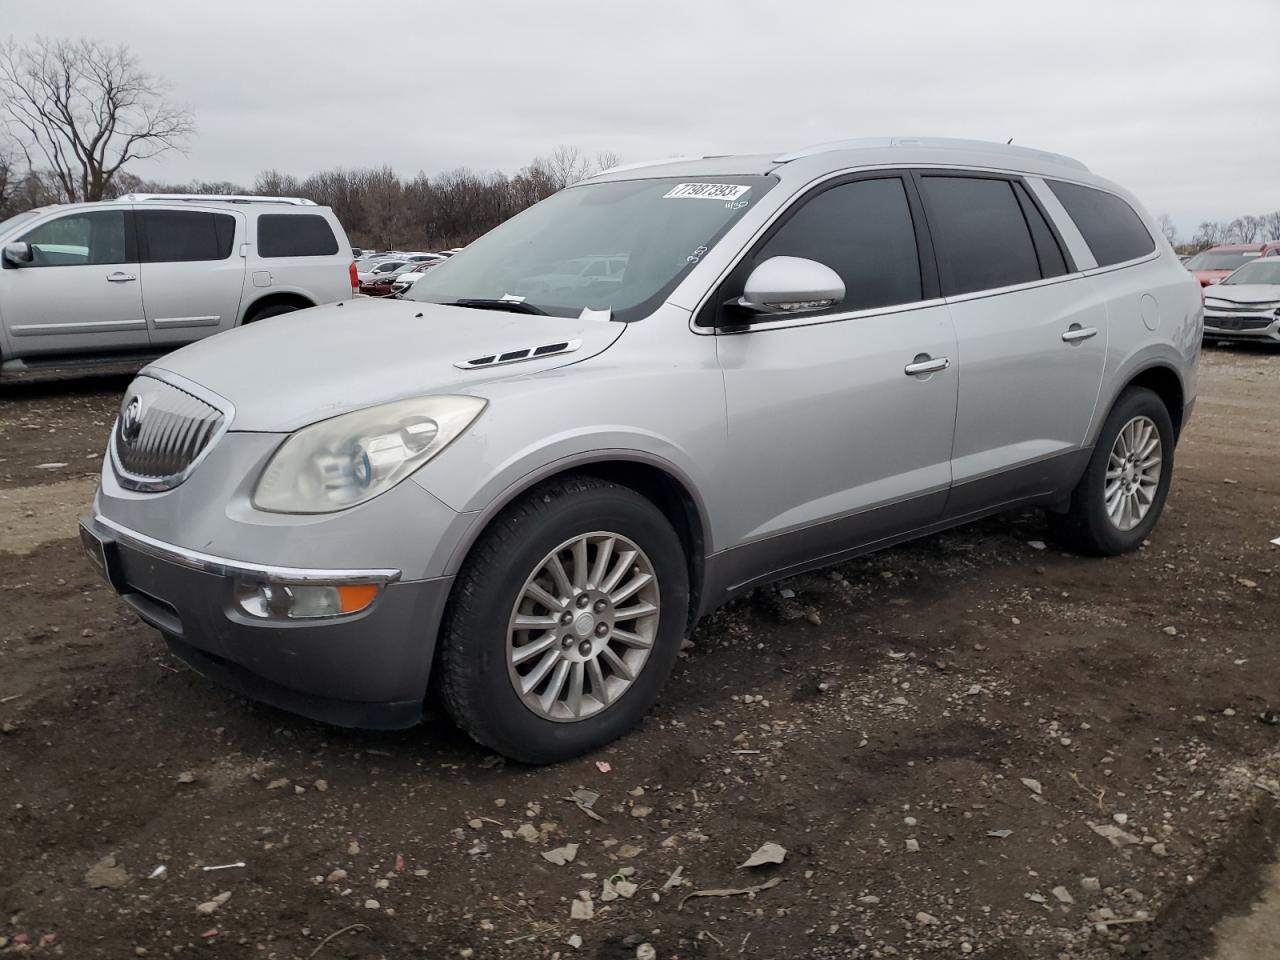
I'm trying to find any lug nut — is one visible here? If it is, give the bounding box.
[560,611,573,625]
[595,623,608,636]
[561,636,574,649]
[578,640,593,656]
[594,599,607,613]
[577,595,590,608]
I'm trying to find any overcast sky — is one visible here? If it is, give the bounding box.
[4,0,1276,236]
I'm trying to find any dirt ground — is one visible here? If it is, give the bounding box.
[1,347,1279,960]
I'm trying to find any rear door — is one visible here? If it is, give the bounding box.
[136,207,246,348]
[712,173,959,589]
[914,172,1108,516]
[0,207,147,358]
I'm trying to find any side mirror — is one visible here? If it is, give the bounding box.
[2,241,33,266]
[733,256,845,318]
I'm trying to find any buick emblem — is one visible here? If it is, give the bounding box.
[120,396,144,444]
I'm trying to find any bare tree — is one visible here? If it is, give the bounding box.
[0,36,194,202]
[1156,213,1178,247]
[1263,211,1280,243]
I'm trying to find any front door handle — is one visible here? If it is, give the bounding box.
[106,272,137,283]
[904,355,950,376]
[1062,325,1098,343]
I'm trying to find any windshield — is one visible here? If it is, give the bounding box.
[406,176,776,321]
[1186,250,1260,271]
[1224,260,1280,285]
[0,208,44,238]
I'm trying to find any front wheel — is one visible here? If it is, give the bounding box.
[437,476,690,764]
[1050,386,1175,556]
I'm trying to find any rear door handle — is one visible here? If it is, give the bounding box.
[106,272,137,283]
[1062,325,1098,343]
[904,355,950,376]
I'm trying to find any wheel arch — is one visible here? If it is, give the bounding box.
[240,291,316,324]
[1089,358,1188,446]
[442,452,711,635]
[1118,362,1186,438]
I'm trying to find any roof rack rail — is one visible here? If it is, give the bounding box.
[773,137,1090,173]
[114,193,318,206]
[593,156,708,177]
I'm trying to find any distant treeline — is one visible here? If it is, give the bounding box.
[0,145,620,252]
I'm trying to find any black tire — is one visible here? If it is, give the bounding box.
[438,475,690,764]
[1050,386,1175,556]
[243,303,301,324]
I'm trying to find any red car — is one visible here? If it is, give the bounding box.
[1184,244,1265,286]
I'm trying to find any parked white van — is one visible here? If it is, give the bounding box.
[0,195,356,379]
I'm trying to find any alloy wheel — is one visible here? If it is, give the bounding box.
[1104,415,1163,532]
[506,532,660,722]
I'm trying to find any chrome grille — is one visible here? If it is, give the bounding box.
[111,375,229,491]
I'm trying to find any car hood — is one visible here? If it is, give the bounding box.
[145,298,624,432]
[1203,283,1280,304]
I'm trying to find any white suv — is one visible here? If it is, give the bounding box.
[0,194,356,379]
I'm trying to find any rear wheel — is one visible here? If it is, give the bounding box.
[1050,386,1174,556]
[438,476,689,764]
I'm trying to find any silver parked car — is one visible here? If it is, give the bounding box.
[1202,258,1280,343]
[0,195,356,380]
[81,137,1201,763]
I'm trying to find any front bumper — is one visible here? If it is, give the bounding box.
[1203,313,1280,342]
[80,514,452,729]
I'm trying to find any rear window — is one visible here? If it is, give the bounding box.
[137,210,236,263]
[257,213,339,258]
[1047,180,1155,267]
[919,176,1042,296]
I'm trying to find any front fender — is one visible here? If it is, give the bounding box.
[409,353,728,576]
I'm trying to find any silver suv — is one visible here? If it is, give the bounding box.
[81,138,1202,763]
[0,195,355,379]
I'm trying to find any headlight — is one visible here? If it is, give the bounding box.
[252,395,486,513]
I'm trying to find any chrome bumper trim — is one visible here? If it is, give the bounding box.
[92,515,402,585]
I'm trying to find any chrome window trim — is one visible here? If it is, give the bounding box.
[684,161,1113,337]
[713,296,948,335]
[93,515,402,585]
[1079,249,1163,278]
[109,367,237,493]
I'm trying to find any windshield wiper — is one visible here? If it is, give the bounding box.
[450,298,548,316]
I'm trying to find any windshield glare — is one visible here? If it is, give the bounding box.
[1187,250,1260,270]
[406,176,775,321]
[1224,261,1280,285]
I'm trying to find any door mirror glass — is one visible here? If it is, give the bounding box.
[2,241,33,266]
[733,256,845,318]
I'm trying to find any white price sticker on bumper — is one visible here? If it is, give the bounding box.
[663,183,751,201]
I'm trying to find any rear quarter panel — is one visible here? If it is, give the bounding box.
[1085,253,1201,445]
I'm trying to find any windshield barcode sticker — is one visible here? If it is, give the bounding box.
[663,183,751,201]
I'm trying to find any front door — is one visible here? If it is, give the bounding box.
[710,173,959,591]
[135,207,247,348]
[1,208,147,358]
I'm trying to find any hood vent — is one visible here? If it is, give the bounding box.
[455,338,582,370]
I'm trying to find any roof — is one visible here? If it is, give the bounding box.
[586,137,1093,185]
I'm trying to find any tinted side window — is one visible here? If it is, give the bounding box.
[1013,182,1068,278]
[257,213,339,257]
[19,210,131,267]
[752,177,922,313]
[920,176,1041,296]
[137,210,236,263]
[1047,180,1155,267]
